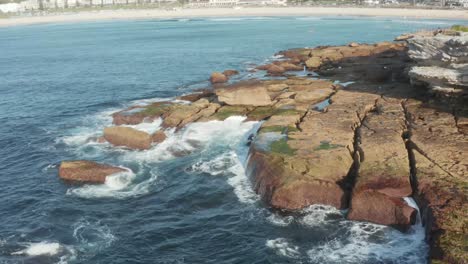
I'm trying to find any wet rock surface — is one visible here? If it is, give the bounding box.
[59,160,126,183]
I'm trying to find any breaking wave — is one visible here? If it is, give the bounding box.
[266,238,301,259]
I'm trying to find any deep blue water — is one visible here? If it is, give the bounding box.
[0,16,464,264]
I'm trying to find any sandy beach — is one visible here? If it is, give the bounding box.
[0,7,467,27]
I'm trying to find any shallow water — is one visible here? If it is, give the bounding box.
[0,16,461,263]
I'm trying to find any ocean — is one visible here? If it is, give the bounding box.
[0,16,462,264]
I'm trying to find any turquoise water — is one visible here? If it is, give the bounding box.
[0,17,462,263]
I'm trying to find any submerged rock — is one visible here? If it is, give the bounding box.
[103,126,153,150]
[151,130,167,143]
[222,69,239,77]
[59,160,126,183]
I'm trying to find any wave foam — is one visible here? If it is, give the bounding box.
[12,242,61,256]
[306,199,428,264]
[66,167,157,199]
[73,218,116,252]
[266,238,300,259]
[124,116,258,163]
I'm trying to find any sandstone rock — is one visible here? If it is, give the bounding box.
[216,81,272,106]
[248,90,380,210]
[104,126,152,150]
[411,150,467,263]
[266,64,286,76]
[112,102,172,125]
[178,90,214,102]
[277,48,312,62]
[162,99,211,128]
[407,34,468,66]
[347,99,415,229]
[210,72,228,83]
[59,160,126,183]
[409,66,468,88]
[273,61,303,71]
[152,130,167,143]
[305,57,322,68]
[222,69,239,77]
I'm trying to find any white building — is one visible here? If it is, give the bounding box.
[189,0,238,7]
[0,3,22,13]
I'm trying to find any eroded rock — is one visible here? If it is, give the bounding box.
[348,98,415,229]
[210,72,228,84]
[59,160,126,183]
[104,126,152,150]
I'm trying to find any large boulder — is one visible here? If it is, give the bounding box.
[210,72,228,84]
[59,160,126,183]
[103,126,152,150]
[216,81,272,106]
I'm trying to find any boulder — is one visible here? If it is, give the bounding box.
[223,69,239,77]
[305,57,322,68]
[103,126,152,150]
[152,130,167,143]
[210,72,228,84]
[266,64,286,76]
[216,81,272,106]
[59,160,126,183]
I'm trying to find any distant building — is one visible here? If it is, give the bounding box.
[188,0,238,7]
[0,3,21,12]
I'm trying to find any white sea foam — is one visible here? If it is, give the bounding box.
[226,155,259,204]
[300,204,343,227]
[306,199,428,264]
[73,218,116,251]
[12,242,61,256]
[266,213,294,227]
[66,167,157,199]
[123,117,162,134]
[266,238,300,259]
[124,116,258,163]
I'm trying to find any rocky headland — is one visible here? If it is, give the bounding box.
[59,27,467,263]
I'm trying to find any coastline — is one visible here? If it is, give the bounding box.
[0,7,467,28]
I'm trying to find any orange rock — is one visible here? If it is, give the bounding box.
[210,72,228,84]
[59,160,126,183]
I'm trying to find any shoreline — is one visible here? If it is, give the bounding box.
[0,7,467,27]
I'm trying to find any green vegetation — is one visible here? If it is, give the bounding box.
[212,106,249,120]
[313,141,343,151]
[270,138,296,156]
[451,25,468,32]
[139,103,173,117]
[247,107,303,121]
[275,108,304,116]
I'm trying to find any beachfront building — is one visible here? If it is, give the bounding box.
[188,0,239,7]
[237,0,287,5]
[0,3,21,12]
